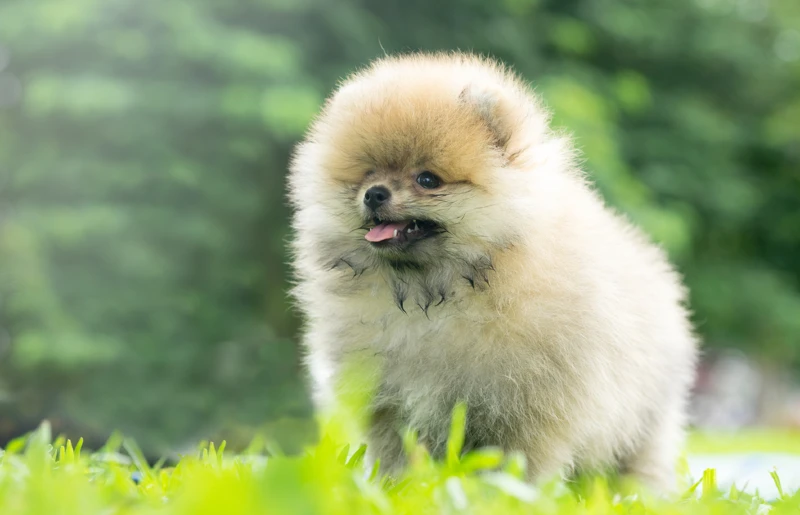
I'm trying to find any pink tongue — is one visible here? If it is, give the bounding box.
[365,222,408,242]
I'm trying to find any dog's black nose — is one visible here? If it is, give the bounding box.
[364,185,391,211]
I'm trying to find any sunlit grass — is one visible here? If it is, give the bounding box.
[0,412,798,515]
[687,428,800,455]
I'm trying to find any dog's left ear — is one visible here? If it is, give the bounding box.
[458,84,517,151]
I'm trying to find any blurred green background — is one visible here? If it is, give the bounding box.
[0,0,798,455]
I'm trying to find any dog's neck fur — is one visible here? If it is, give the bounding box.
[327,247,497,314]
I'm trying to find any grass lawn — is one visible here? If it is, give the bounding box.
[1,415,798,514]
[687,429,800,455]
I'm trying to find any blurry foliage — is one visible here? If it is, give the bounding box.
[0,0,798,451]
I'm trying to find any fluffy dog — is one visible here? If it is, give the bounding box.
[288,52,698,489]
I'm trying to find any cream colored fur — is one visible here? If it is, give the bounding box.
[288,52,698,490]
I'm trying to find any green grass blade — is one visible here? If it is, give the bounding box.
[446,402,467,469]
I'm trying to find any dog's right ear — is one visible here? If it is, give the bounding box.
[458,84,517,151]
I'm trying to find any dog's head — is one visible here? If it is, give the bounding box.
[290,53,571,309]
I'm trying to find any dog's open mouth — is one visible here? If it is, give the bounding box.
[365,218,440,245]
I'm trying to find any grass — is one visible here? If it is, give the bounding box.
[0,410,798,515]
[687,429,800,455]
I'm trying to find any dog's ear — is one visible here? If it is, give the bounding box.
[459,84,516,151]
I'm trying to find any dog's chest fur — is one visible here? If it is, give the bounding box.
[331,272,550,457]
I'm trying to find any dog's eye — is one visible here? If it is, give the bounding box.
[416,171,441,189]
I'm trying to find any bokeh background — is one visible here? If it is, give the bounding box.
[0,0,798,456]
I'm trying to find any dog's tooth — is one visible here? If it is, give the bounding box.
[393,229,398,238]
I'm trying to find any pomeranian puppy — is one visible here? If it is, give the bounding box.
[288,52,697,489]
